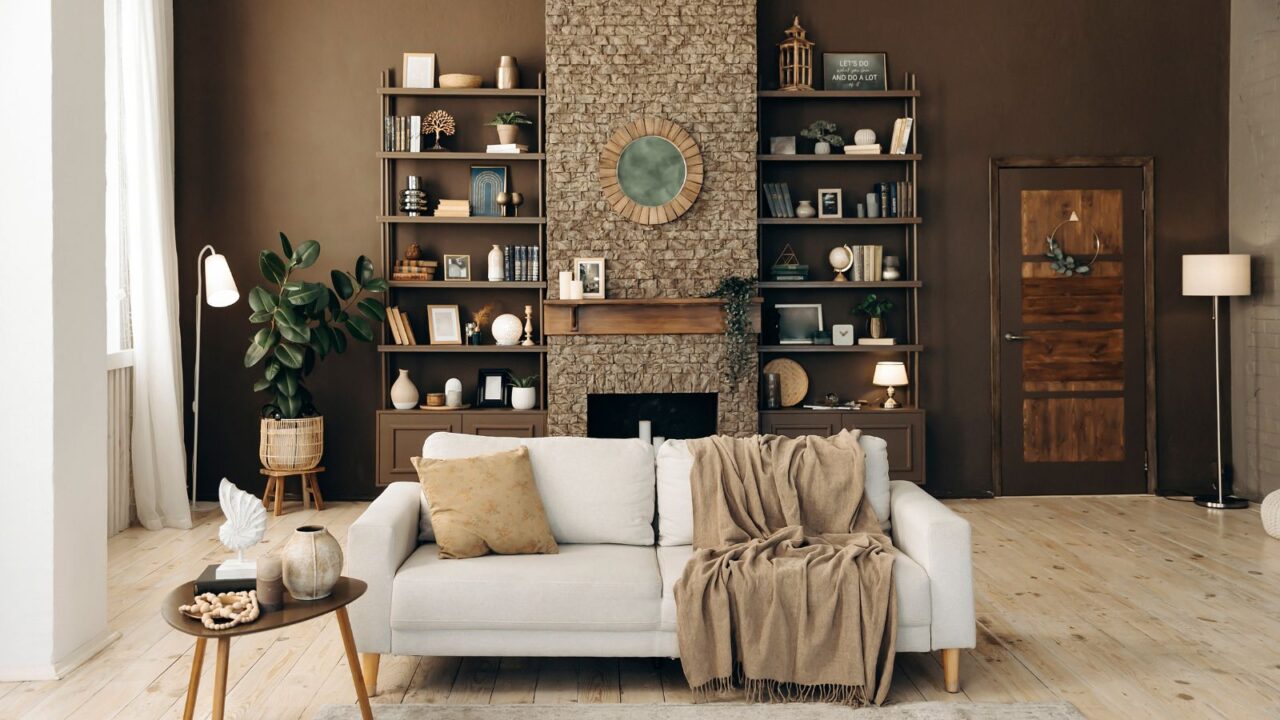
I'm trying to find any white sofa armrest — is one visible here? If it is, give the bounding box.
[889,480,976,650]
[347,481,421,654]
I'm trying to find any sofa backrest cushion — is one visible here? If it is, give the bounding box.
[655,434,892,546]
[420,433,656,545]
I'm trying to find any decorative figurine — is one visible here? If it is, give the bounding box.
[509,192,525,217]
[216,479,267,580]
[521,304,535,346]
[778,16,814,91]
[422,110,456,151]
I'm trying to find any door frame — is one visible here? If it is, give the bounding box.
[988,156,1156,496]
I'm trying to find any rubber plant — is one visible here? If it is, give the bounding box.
[706,275,758,390]
[244,232,387,419]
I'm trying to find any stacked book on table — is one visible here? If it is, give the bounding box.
[391,259,437,281]
[385,307,419,346]
[487,144,530,153]
[434,199,470,218]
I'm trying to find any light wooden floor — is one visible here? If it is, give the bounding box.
[2,495,1277,719]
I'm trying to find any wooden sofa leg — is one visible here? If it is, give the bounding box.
[941,648,960,693]
[360,653,380,696]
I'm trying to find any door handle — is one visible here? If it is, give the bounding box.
[1003,333,1029,342]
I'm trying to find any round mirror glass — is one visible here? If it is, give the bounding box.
[616,136,687,207]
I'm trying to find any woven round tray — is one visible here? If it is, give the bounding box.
[763,358,808,407]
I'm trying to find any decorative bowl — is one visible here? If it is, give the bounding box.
[439,73,483,89]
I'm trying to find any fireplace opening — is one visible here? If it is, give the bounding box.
[587,393,718,440]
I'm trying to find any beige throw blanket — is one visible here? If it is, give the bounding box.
[674,430,897,705]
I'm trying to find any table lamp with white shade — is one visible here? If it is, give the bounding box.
[873,361,909,409]
[192,246,240,508]
[1182,253,1251,509]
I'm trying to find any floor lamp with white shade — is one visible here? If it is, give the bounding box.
[192,246,239,508]
[1182,253,1251,509]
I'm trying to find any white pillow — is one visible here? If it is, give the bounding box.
[419,433,655,546]
[655,435,892,546]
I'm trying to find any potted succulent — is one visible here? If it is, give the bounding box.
[855,294,894,339]
[244,232,387,470]
[800,120,844,155]
[510,374,539,410]
[487,111,533,146]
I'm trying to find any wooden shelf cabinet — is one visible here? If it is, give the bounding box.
[760,409,925,484]
[376,410,547,486]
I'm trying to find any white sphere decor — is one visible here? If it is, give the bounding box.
[1262,490,1280,539]
[491,313,523,346]
[854,128,877,146]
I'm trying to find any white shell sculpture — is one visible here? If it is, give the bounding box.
[218,478,267,563]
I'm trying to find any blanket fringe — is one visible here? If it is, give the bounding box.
[690,669,872,707]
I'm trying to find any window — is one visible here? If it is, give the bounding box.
[104,0,132,356]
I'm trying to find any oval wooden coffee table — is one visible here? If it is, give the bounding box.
[161,576,371,720]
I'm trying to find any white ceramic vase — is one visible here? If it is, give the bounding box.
[854,128,877,146]
[795,200,817,218]
[281,525,343,600]
[511,386,536,410]
[488,244,504,281]
[390,369,419,409]
[814,141,832,155]
[491,313,523,345]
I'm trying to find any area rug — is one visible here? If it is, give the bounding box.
[314,702,1086,719]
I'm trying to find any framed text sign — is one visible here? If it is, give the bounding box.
[823,53,888,91]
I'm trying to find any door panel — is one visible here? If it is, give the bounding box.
[997,166,1148,495]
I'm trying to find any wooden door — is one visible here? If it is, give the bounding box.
[375,411,462,486]
[992,161,1152,495]
[462,412,546,438]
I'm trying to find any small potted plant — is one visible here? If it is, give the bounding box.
[509,374,539,410]
[800,120,844,155]
[855,294,894,339]
[487,111,533,146]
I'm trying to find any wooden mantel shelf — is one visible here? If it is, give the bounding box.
[543,298,763,336]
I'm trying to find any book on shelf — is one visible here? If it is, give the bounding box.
[857,337,897,346]
[486,144,530,153]
[409,115,422,153]
[395,307,417,345]
[387,306,405,344]
[434,199,471,217]
[844,144,883,154]
[889,117,913,154]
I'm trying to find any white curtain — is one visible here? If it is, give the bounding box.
[107,0,191,530]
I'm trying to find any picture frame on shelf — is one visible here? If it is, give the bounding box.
[402,52,437,89]
[574,257,606,299]
[476,368,512,408]
[776,303,824,345]
[470,165,509,217]
[444,254,471,281]
[817,188,843,218]
[822,52,888,91]
[769,136,797,155]
[427,304,462,345]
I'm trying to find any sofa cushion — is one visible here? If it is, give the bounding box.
[391,544,662,632]
[655,543,930,631]
[420,433,655,545]
[656,435,892,546]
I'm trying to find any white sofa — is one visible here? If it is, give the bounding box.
[347,433,975,695]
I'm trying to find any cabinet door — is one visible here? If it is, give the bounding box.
[376,411,462,487]
[843,411,926,484]
[760,411,842,438]
[462,412,546,438]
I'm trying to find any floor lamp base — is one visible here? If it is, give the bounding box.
[1194,494,1249,509]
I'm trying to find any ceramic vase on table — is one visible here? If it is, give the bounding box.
[511,386,537,411]
[281,525,343,600]
[488,244,504,281]
[868,317,886,339]
[814,141,832,155]
[390,369,419,410]
[795,200,817,218]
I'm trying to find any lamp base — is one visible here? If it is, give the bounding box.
[1194,494,1249,509]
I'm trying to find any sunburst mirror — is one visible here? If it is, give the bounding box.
[599,117,703,225]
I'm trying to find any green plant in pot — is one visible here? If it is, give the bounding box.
[245,232,387,470]
[707,275,758,390]
[487,111,533,146]
[800,120,844,154]
[509,374,539,411]
[855,294,894,339]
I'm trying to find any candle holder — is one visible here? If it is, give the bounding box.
[521,305,535,346]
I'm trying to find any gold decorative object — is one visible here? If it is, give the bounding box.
[422,110,456,151]
[778,16,814,91]
[180,591,261,630]
[599,117,703,225]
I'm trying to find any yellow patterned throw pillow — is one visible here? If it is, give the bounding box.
[411,447,558,559]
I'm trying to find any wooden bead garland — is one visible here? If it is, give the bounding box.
[179,590,261,630]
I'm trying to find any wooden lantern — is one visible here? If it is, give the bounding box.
[778,16,814,91]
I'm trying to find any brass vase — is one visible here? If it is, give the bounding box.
[868,317,885,339]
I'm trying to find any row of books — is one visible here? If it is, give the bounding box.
[888,118,914,155]
[871,181,913,218]
[434,199,470,217]
[385,306,419,346]
[391,259,437,281]
[845,245,886,282]
[502,246,542,282]
[384,115,423,152]
[762,183,798,218]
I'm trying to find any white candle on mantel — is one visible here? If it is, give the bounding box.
[558,271,573,299]
[569,280,585,300]
[638,420,652,443]
[652,436,666,454]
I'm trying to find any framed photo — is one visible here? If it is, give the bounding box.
[822,53,888,91]
[426,304,462,345]
[574,257,606,299]
[817,188,843,219]
[769,136,797,155]
[470,165,509,217]
[476,368,511,408]
[402,52,436,89]
[444,254,471,281]
[776,303,824,344]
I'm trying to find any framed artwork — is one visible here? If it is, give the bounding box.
[470,165,509,217]
[574,257,606,299]
[476,368,511,408]
[426,304,462,345]
[769,136,797,155]
[822,53,888,91]
[818,188,843,219]
[402,52,436,89]
[444,254,471,281]
[776,303,824,344]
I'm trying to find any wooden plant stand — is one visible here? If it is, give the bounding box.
[260,466,325,517]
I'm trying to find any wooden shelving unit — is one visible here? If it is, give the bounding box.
[377,215,546,225]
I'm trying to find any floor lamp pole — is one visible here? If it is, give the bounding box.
[191,245,212,509]
[1196,294,1247,509]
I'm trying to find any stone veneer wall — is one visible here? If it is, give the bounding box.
[544,0,758,436]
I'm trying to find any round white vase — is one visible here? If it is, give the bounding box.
[814,141,832,155]
[854,128,877,146]
[281,525,343,600]
[390,369,419,409]
[511,386,537,410]
[488,244,504,281]
[795,200,817,218]
[491,313,523,345]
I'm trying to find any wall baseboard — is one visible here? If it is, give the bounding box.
[0,629,120,681]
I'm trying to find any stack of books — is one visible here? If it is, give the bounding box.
[501,246,542,281]
[888,118,913,154]
[845,245,885,282]
[844,143,882,155]
[385,307,419,346]
[383,115,423,152]
[858,336,896,346]
[391,259,437,281]
[771,263,809,281]
[487,143,530,153]
[434,199,470,218]
[762,182,796,218]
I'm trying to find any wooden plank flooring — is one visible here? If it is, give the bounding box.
[3,495,1278,719]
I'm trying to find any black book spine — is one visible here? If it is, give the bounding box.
[504,246,512,281]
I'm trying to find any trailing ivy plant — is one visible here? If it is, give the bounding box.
[244,232,387,419]
[706,275,758,390]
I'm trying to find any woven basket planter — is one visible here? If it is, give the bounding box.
[259,416,324,471]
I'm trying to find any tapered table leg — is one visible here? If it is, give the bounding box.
[334,607,373,720]
[212,637,230,720]
[182,637,207,720]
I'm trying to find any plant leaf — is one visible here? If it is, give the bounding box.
[362,277,388,293]
[302,347,316,376]
[293,240,321,269]
[275,371,298,397]
[247,286,277,313]
[264,358,281,380]
[345,315,373,342]
[274,343,305,369]
[331,270,355,300]
[355,255,375,285]
[357,297,386,322]
[259,250,287,284]
[253,327,279,349]
[311,325,333,357]
[277,393,301,419]
[332,327,348,353]
[287,283,325,306]
[244,342,269,368]
[1076,265,1091,274]
[249,310,273,323]
[253,378,272,392]
[279,232,293,259]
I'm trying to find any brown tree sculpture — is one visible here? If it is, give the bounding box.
[422,110,456,151]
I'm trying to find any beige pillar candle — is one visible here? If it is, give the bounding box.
[256,556,284,611]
